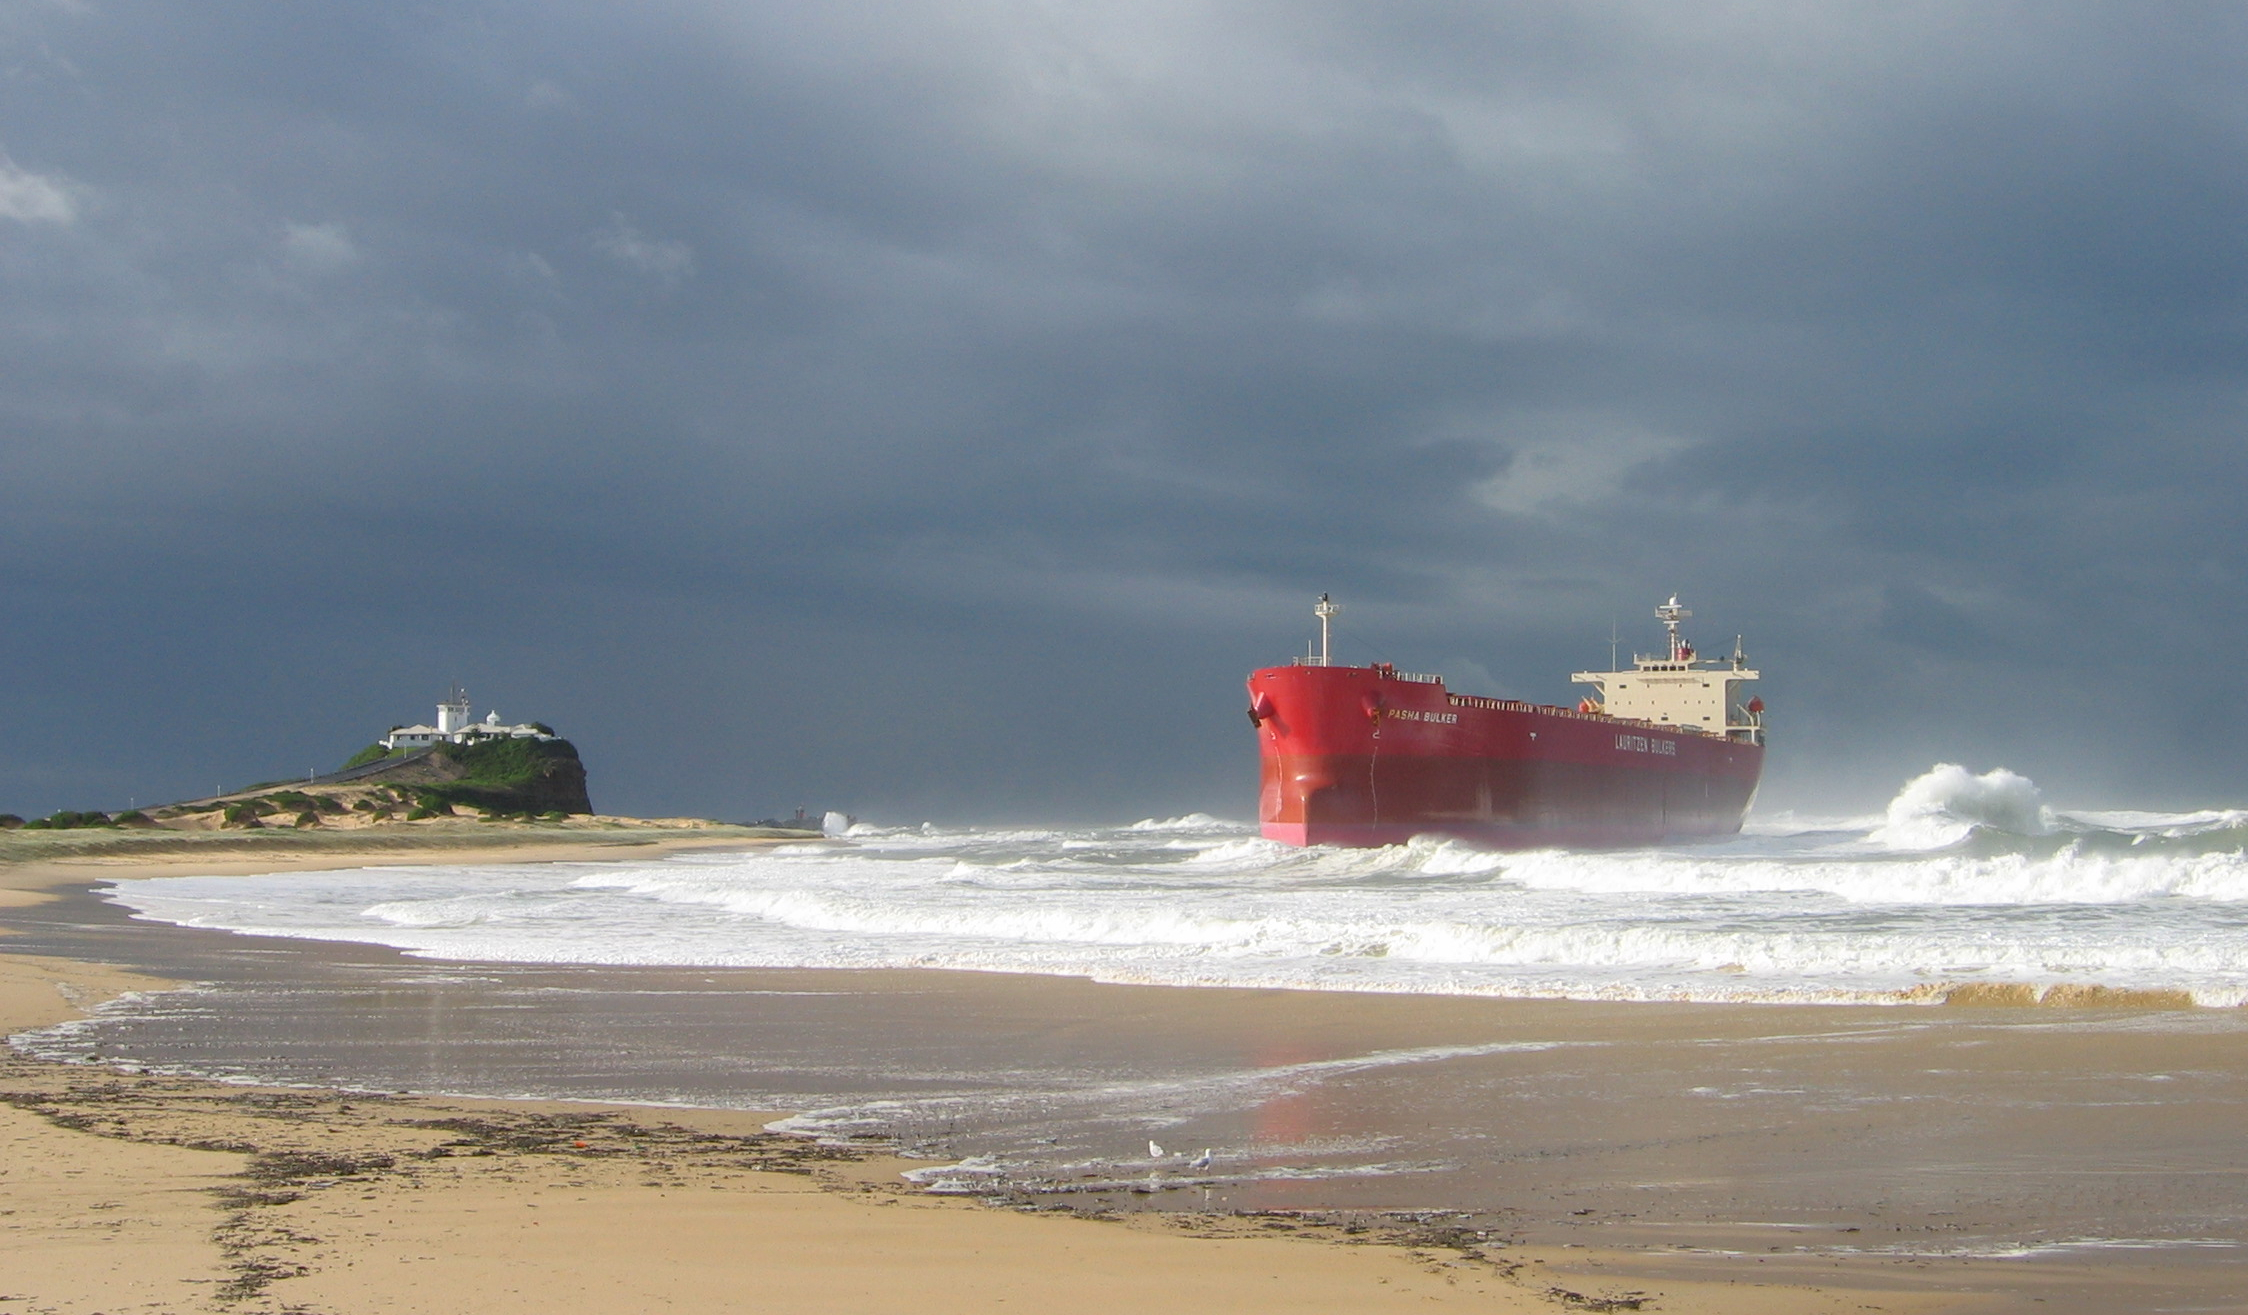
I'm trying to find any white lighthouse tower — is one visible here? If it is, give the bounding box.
[435,684,472,736]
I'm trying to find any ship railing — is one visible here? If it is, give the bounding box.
[1387,671,1443,684]
[1449,694,1612,719]
[1448,694,1535,712]
[1446,693,1731,735]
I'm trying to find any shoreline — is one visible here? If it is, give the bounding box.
[34,822,2233,1014]
[0,815,812,873]
[0,831,1804,1314]
[3,837,2240,1312]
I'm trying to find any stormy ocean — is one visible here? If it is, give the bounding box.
[98,764,2248,1009]
[12,760,2247,1277]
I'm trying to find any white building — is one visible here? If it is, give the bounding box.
[383,685,555,751]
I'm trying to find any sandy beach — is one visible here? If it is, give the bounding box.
[2,831,2240,1314]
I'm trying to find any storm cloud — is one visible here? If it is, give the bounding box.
[4,1,2246,821]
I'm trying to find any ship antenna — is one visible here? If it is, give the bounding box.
[1313,593,1340,667]
[1656,595,1691,662]
[1608,618,1618,672]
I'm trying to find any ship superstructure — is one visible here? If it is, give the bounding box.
[1247,596,1765,849]
[1571,597,1763,739]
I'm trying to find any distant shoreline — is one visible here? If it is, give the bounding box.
[0,816,817,874]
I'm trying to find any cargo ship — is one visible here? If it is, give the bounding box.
[1247,596,1764,849]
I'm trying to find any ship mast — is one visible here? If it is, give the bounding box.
[1312,593,1339,667]
[1656,596,1691,663]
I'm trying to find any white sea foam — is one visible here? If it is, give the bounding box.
[1127,813,1235,832]
[1869,763,2055,849]
[2063,808,2248,837]
[101,766,2248,1007]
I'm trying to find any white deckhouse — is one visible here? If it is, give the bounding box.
[1572,597,1764,741]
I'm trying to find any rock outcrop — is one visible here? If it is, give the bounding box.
[323,739,593,816]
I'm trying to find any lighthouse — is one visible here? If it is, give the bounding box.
[434,684,472,736]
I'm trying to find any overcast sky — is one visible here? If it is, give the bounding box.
[5,1,2247,822]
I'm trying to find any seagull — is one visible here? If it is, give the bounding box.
[1148,1140,1166,1159]
[1187,1148,1213,1170]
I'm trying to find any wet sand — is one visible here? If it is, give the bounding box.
[3,836,2243,1312]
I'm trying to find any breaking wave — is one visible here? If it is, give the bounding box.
[104,766,2248,1007]
[1870,763,2055,850]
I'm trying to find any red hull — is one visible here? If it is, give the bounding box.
[1248,664,1762,850]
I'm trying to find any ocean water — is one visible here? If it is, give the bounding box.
[18,762,2248,1259]
[105,763,2248,1007]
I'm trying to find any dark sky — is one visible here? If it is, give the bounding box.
[5,1,2247,823]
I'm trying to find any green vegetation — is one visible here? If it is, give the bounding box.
[407,738,590,816]
[68,731,591,834]
[223,802,271,828]
[24,810,115,830]
[456,738,557,785]
[339,742,403,772]
[257,790,344,814]
[0,814,21,829]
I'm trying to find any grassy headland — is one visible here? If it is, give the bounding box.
[0,817,821,871]
[2,734,820,843]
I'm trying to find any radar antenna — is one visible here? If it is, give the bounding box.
[1312,593,1340,667]
[1656,596,1692,663]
